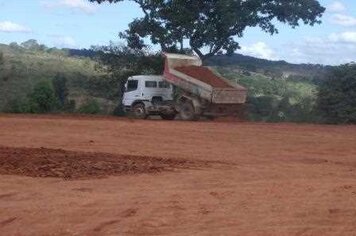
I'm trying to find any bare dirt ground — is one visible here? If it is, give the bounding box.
[1,114,356,236]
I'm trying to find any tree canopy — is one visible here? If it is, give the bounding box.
[21,39,47,51]
[92,42,164,77]
[317,63,356,124]
[89,0,325,60]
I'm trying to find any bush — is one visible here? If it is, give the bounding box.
[317,64,356,124]
[4,98,31,113]
[247,95,318,123]
[247,96,280,122]
[29,81,59,113]
[78,99,101,114]
[112,104,126,116]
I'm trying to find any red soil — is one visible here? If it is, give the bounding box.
[175,65,233,88]
[0,146,207,180]
[1,114,356,235]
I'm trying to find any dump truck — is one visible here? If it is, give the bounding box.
[122,53,247,121]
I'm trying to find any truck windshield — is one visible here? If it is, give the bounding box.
[126,80,138,92]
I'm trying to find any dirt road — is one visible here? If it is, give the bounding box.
[1,114,356,235]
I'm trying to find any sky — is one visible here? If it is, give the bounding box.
[0,0,355,65]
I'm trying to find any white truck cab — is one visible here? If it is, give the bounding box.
[123,75,176,119]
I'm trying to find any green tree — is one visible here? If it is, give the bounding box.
[92,42,164,77]
[52,73,69,106]
[9,42,20,49]
[89,0,325,60]
[21,39,47,51]
[317,64,356,124]
[29,81,59,113]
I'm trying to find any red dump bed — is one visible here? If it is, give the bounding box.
[163,53,247,104]
[175,66,233,88]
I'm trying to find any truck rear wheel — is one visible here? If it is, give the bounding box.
[179,101,199,121]
[132,103,148,119]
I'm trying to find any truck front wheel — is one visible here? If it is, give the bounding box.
[131,103,148,119]
[179,101,199,121]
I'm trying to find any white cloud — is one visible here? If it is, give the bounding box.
[50,35,77,48]
[331,14,356,26]
[280,32,356,65]
[329,31,356,44]
[42,0,96,14]
[0,21,32,33]
[240,42,278,60]
[328,1,346,13]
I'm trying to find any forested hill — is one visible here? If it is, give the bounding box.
[0,42,118,114]
[206,53,333,82]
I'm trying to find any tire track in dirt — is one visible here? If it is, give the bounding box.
[0,217,17,228]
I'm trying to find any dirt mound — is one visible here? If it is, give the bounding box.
[175,66,233,88]
[0,146,206,180]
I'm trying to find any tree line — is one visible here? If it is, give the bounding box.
[2,39,356,123]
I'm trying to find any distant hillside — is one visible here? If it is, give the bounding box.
[65,48,333,82]
[0,43,118,113]
[207,53,333,82]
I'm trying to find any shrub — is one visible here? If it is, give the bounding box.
[112,104,126,116]
[78,99,101,114]
[4,98,31,113]
[247,95,318,123]
[29,81,59,113]
[247,96,280,122]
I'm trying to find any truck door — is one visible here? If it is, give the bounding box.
[123,79,140,106]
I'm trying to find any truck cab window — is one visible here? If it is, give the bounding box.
[145,81,157,88]
[126,80,138,92]
[159,81,170,88]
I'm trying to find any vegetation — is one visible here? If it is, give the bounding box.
[216,67,319,122]
[52,73,69,106]
[89,0,325,60]
[78,99,101,114]
[317,64,356,124]
[0,41,117,114]
[28,81,59,113]
[1,40,355,124]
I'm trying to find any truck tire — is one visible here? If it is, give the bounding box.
[131,103,148,119]
[160,113,176,120]
[179,101,199,121]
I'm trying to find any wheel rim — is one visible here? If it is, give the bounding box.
[133,105,145,118]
